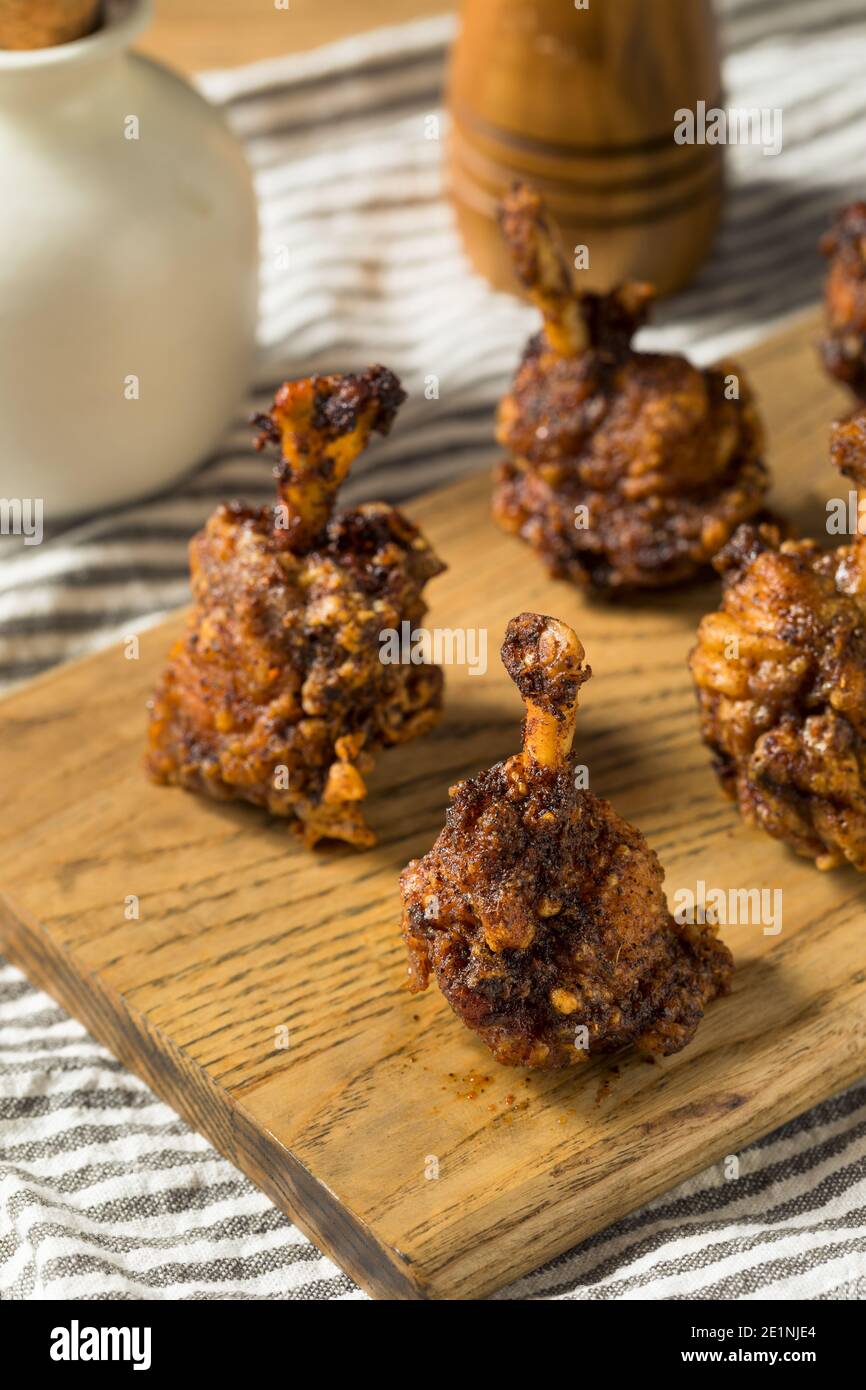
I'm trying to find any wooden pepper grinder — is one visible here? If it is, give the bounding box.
[447,0,723,297]
[0,0,101,49]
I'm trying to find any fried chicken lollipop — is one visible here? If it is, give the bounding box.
[400,613,732,1067]
[493,185,768,590]
[146,367,445,849]
[820,201,866,398]
[690,418,866,870]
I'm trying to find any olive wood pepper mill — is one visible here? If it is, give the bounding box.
[446,0,723,297]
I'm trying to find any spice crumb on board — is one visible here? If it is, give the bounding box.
[443,1071,494,1100]
[595,1063,623,1105]
[441,1074,528,1107]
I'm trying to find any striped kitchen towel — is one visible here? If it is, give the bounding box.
[2,0,866,1300]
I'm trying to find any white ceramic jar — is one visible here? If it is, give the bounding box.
[0,0,258,517]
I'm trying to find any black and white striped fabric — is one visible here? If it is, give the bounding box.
[3,0,866,1300]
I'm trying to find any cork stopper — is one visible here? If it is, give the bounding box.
[0,0,101,50]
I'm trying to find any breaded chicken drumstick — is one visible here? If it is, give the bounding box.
[147,367,445,848]
[400,613,732,1066]
[494,185,769,591]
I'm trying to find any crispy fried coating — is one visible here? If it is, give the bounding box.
[820,202,866,398]
[400,613,732,1067]
[690,419,866,870]
[493,185,768,590]
[146,367,445,849]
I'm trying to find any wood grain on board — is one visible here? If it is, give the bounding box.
[2,307,866,1300]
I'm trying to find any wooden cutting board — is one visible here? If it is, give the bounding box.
[2,307,866,1300]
